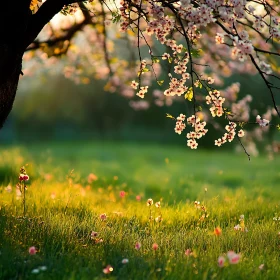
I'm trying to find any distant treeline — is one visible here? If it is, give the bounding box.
[0,74,277,148]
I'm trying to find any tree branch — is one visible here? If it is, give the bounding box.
[26,3,93,54]
[23,0,85,51]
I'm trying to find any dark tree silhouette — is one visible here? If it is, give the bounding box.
[0,0,85,128]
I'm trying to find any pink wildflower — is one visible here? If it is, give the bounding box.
[100,213,107,220]
[227,251,240,264]
[103,265,113,274]
[218,256,226,267]
[136,195,141,201]
[19,174,29,181]
[90,231,98,238]
[185,249,192,256]
[135,242,141,250]
[152,243,159,250]
[87,173,98,183]
[256,115,269,127]
[119,191,126,198]
[238,129,245,137]
[29,246,37,255]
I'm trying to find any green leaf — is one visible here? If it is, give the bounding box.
[166,113,175,120]
[184,87,193,101]
[238,122,245,128]
[191,49,201,58]
[157,80,164,86]
[152,57,160,63]
[112,12,121,23]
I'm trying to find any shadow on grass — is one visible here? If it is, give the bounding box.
[0,208,182,280]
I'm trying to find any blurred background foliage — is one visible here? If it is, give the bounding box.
[0,70,279,151]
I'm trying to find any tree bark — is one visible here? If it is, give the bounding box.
[0,1,31,128]
[0,0,81,129]
[0,46,22,128]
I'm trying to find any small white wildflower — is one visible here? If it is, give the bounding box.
[31,269,40,274]
[39,266,47,271]
[122,258,129,264]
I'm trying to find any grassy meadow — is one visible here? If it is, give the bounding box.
[1,141,280,279]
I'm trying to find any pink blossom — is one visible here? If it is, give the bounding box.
[29,246,37,255]
[122,258,129,264]
[238,130,245,138]
[227,251,235,259]
[256,115,270,127]
[152,243,159,250]
[135,242,141,250]
[19,174,29,181]
[215,33,224,44]
[119,191,126,198]
[227,251,240,264]
[185,249,191,256]
[90,231,98,238]
[87,173,98,183]
[131,80,139,89]
[218,256,225,267]
[136,195,141,201]
[103,265,113,274]
[100,213,107,220]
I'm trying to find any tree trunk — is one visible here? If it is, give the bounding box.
[0,2,30,128]
[0,45,22,128]
[0,0,81,128]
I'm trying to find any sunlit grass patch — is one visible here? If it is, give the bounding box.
[0,142,280,279]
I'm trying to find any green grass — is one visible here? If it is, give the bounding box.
[1,141,280,279]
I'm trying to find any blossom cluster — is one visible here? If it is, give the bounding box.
[178,2,216,28]
[136,86,148,99]
[256,115,270,127]
[215,122,245,147]
[206,90,225,118]
[229,32,254,61]
[186,115,208,149]
[174,114,186,135]
[164,72,190,97]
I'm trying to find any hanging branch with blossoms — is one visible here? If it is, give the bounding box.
[19,0,280,158]
[119,0,280,159]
